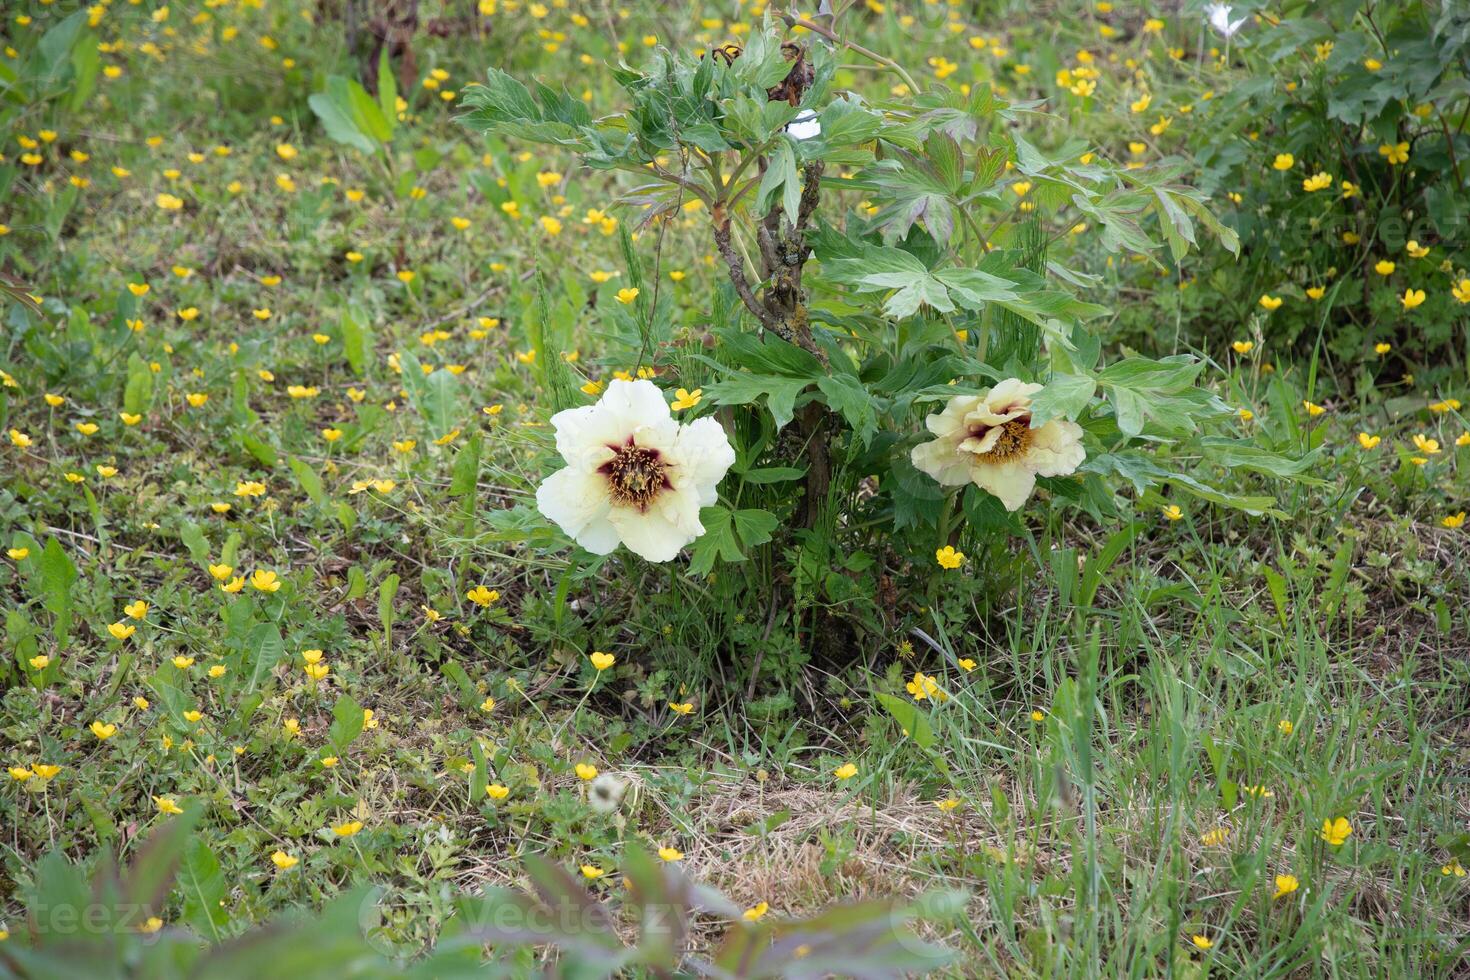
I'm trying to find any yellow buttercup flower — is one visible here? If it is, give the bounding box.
[250,569,282,592]
[1258,294,1282,311]
[935,545,965,569]
[1301,172,1331,192]
[590,651,615,671]
[833,762,858,780]
[1319,817,1353,846]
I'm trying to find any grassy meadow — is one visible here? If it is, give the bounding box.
[1,0,1469,976]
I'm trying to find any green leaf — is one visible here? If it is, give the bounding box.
[738,465,806,484]
[756,136,801,222]
[327,693,365,755]
[308,77,379,154]
[340,306,371,378]
[398,351,462,437]
[376,46,398,142]
[469,740,488,802]
[449,434,481,497]
[178,522,210,566]
[378,573,400,637]
[238,431,279,468]
[458,68,592,145]
[122,353,154,415]
[178,838,228,938]
[240,623,285,694]
[36,538,77,645]
[288,456,326,506]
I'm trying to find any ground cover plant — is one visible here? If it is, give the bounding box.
[1,0,1468,976]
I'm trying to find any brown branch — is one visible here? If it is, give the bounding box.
[712,210,777,332]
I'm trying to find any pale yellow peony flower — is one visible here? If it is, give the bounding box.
[536,380,735,562]
[911,380,1085,511]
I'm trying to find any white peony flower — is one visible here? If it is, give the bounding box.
[910,379,1086,511]
[536,379,735,562]
[1204,3,1248,38]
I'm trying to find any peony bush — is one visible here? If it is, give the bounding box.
[462,16,1310,653]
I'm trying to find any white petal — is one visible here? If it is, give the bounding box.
[670,417,736,506]
[600,379,672,428]
[925,396,977,436]
[911,437,973,487]
[982,378,1041,415]
[970,461,1037,511]
[1028,420,1087,477]
[958,425,1004,456]
[536,467,618,554]
[549,403,621,469]
[607,503,698,563]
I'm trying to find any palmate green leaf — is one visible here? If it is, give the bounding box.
[1028,373,1097,426]
[703,372,811,430]
[1086,452,1282,517]
[687,506,780,576]
[814,94,885,148]
[820,242,951,317]
[458,68,592,146]
[816,373,879,446]
[1198,438,1325,483]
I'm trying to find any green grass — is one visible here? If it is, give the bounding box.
[1,0,1468,976]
